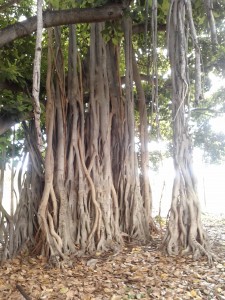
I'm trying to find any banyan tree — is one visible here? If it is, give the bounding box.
[0,0,223,262]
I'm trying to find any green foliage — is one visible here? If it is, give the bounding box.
[0,134,11,152]
[101,21,123,45]
[194,122,225,164]
[192,87,225,163]
[75,0,109,9]
[76,24,90,57]
[157,0,169,19]
[0,90,32,115]
[0,36,36,89]
[0,59,22,82]
[154,214,166,226]
[0,127,25,166]
[148,140,171,171]
[48,0,60,9]
[46,0,77,9]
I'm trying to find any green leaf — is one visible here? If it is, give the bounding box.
[112,37,119,45]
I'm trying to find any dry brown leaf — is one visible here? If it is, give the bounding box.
[0,216,224,300]
[0,283,11,291]
[110,295,121,300]
[87,258,99,267]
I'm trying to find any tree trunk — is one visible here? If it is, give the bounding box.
[36,20,150,258]
[1,19,151,260]
[32,0,43,150]
[117,18,149,241]
[162,0,212,262]
[132,50,154,227]
[13,122,43,256]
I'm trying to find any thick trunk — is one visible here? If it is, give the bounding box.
[117,18,149,241]
[163,0,212,262]
[83,23,122,251]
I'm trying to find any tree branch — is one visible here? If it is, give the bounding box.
[0,112,32,136]
[0,117,17,136]
[133,22,166,34]
[0,4,125,48]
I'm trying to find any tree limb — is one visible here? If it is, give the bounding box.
[133,22,166,34]
[0,4,125,48]
[0,117,17,136]
[0,112,32,136]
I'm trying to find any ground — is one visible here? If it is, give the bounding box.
[0,214,224,300]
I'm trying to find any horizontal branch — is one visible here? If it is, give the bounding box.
[132,22,166,34]
[0,4,125,47]
[0,111,33,136]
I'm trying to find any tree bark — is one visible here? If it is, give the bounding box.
[118,17,150,241]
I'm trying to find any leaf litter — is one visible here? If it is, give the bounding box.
[0,214,224,300]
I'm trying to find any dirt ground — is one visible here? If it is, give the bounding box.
[0,214,224,300]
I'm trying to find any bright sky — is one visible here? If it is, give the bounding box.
[150,72,225,217]
[205,73,225,97]
[204,73,225,214]
[206,73,225,134]
[151,154,225,217]
[210,115,225,134]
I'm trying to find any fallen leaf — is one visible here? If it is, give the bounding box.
[111,295,121,300]
[60,287,69,293]
[86,258,98,267]
[190,289,197,297]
